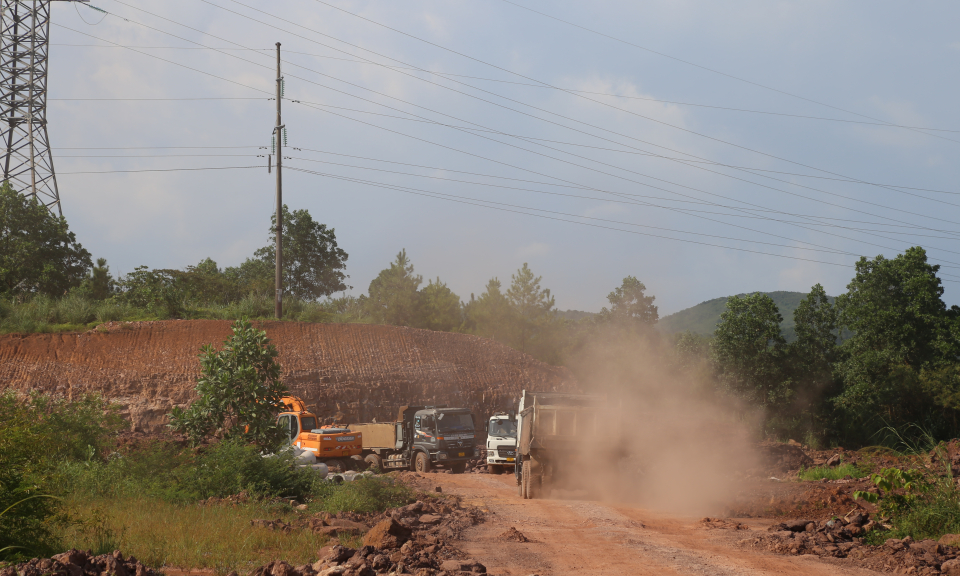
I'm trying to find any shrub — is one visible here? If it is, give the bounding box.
[798,462,864,481]
[169,319,288,449]
[59,292,96,325]
[313,476,414,513]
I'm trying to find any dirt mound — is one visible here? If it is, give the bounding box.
[3,549,159,576]
[0,320,576,432]
[757,440,814,473]
[496,527,530,542]
[744,512,960,573]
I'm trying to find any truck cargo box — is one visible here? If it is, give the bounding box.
[349,422,398,450]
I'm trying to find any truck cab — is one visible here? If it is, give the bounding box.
[410,407,479,473]
[485,412,517,473]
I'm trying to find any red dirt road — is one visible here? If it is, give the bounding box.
[419,472,879,576]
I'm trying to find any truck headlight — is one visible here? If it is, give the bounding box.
[437,452,448,460]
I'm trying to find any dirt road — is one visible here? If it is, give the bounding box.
[417,472,879,576]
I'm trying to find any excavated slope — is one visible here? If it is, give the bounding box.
[0,320,576,431]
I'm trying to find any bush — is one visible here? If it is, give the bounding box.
[179,441,319,500]
[798,462,864,481]
[313,476,414,513]
[59,292,96,325]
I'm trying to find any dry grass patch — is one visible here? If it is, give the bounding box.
[60,497,334,575]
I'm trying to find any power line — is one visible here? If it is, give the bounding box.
[59,165,264,174]
[80,3,960,228]
[51,43,960,134]
[61,14,960,260]
[495,0,954,143]
[283,153,960,243]
[51,97,266,101]
[197,0,960,221]
[285,164,960,282]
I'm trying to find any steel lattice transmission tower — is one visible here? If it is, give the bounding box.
[0,0,83,216]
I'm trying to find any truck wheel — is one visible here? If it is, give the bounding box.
[489,464,502,475]
[450,462,466,474]
[414,451,431,473]
[521,460,531,499]
[326,459,348,474]
[364,454,383,472]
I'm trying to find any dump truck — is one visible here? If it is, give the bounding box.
[485,411,518,474]
[515,390,622,499]
[350,405,479,473]
[277,396,363,473]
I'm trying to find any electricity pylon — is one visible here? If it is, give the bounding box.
[0,0,84,216]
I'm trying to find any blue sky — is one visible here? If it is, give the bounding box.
[48,0,960,315]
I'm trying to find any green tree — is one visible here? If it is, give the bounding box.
[85,258,113,300]
[251,204,349,300]
[366,249,422,326]
[599,276,658,326]
[506,263,556,353]
[417,277,462,332]
[169,319,288,449]
[0,182,91,296]
[789,284,839,394]
[116,266,185,318]
[832,247,958,440]
[712,293,789,408]
[464,278,514,343]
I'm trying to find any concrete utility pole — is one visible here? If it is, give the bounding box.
[0,0,87,216]
[274,42,283,319]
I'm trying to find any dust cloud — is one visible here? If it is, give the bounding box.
[559,328,759,516]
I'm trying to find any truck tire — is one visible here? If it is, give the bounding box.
[326,459,348,474]
[414,451,431,473]
[489,464,502,475]
[364,454,383,472]
[521,460,531,499]
[450,462,466,474]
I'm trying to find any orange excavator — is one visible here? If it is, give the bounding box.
[277,396,363,473]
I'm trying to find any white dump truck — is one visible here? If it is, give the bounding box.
[485,411,517,473]
[515,390,623,499]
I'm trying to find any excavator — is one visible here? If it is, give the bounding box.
[277,396,363,473]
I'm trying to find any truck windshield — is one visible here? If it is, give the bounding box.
[437,412,474,433]
[300,416,317,433]
[488,419,517,438]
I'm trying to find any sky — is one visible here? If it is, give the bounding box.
[43,0,960,315]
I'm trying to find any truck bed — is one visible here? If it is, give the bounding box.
[348,422,397,450]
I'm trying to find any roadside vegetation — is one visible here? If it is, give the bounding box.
[0,320,414,568]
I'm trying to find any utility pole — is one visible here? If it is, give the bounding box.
[274,42,283,319]
[0,0,86,216]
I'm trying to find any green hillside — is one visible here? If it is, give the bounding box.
[658,291,829,342]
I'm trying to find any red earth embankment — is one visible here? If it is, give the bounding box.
[0,320,576,431]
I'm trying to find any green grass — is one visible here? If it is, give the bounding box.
[798,462,865,481]
[58,497,333,574]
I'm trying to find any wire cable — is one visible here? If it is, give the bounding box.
[496,0,954,142]
[52,43,960,134]
[58,165,265,175]
[286,164,960,282]
[198,0,960,220]
[60,15,960,261]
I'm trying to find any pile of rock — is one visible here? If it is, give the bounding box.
[745,513,960,574]
[247,499,487,576]
[1,550,159,576]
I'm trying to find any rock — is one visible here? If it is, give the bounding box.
[440,560,463,572]
[327,519,368,531]
[942,559,960,576]
[316,568,346,576]
[316,545,355,565]
[419,514,442,525]
[269,561,297,576]
[783,520,814,532]
[941,534,960,548]
[362,518,412,549]
[825,454,841,467]
[459,560,487,573]
[52,550,88,566]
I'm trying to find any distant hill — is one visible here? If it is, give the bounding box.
[658,291,832,342]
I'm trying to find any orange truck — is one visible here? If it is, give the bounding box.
[277,396,363,473]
